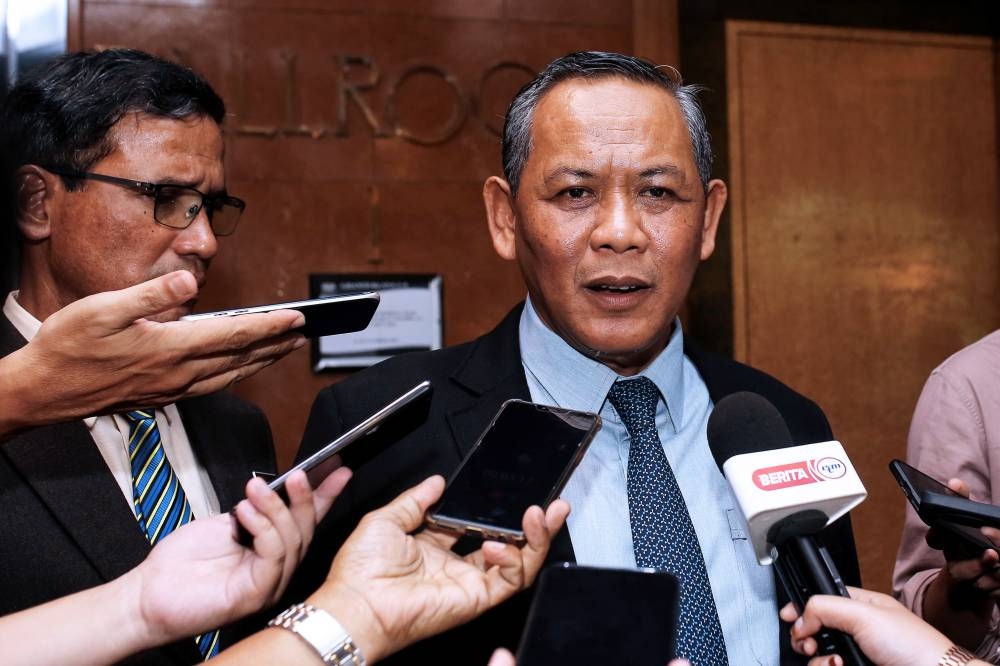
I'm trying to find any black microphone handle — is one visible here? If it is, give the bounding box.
[774,535,872,666]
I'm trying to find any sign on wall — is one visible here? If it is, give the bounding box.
[310,273,443,371]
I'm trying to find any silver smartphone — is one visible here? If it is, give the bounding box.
[272,380,432,496]
[182,291,379,338]
[426,400,600,544]
[234,380,432,547]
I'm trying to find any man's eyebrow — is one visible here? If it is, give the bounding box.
[154,176,227,195]
[152,175,199,188]
[543,167,595,184]
[638,164,686,179]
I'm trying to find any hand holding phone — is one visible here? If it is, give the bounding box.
[234,381,432,546]
[182,291,379,338]
[426,400,600,543]
[889,459,1000,556]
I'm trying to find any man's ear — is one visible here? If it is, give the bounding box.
[483,176,517,261]
[16,166,56,242]
[699,178,728,261]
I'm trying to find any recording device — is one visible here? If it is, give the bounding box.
[890,458,1000,556]
[235,380,431,546]
[426,400,600,543]
[707,391,871,666]
[182,291,379,338]
[516,563,678,666]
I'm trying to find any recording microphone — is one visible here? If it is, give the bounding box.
[707,391,871,666]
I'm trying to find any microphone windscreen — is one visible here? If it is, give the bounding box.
[707,392,794,470]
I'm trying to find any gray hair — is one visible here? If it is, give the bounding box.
[502,51,713,194]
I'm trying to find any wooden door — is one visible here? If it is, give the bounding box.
[727,20,999,591]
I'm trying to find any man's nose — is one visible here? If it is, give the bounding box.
[589,195,649,253]
[175,209,219,260]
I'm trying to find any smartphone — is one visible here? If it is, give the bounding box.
[426,400,600,543]
[235,380,431,546]
[182,291,379,338]
[517,563,678,666]
[271,380,432,496]
[889,458,1000,554]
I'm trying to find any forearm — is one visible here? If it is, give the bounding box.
[0,572,152,665]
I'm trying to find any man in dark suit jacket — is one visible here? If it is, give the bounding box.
[0,49,289,664]
[294,51,860,665]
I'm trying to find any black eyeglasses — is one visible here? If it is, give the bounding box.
[47,169,245,236]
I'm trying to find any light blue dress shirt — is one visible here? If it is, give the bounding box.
[519,298,778,665]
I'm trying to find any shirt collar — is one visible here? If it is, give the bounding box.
[3,291,40,343]
[518,297,687,433]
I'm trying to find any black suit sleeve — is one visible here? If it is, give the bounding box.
[298,386,348,463]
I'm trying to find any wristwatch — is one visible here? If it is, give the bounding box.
[269,602,366,665]
[938,644,977,666]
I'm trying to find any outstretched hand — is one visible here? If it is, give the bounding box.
[127,467,351,647]
[1,271,305,436]
[308,475,570,663]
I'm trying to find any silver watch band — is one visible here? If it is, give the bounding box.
[938,645,977,666]
[269,602,366,665]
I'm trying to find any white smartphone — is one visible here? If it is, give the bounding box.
[182,291,379,338]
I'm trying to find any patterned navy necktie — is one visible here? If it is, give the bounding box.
[124,410,221,660]
[607,378,728,665]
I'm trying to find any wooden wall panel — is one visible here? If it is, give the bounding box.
[727,21,999,591]
[76,0,677,464]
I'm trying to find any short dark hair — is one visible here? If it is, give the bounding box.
[0,48,225,190]
[501,51,713,194]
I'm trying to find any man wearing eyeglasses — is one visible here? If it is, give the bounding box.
[0,49,286,664]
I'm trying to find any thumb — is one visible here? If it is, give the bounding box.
[368,475,445,532]
[95,271,197,330]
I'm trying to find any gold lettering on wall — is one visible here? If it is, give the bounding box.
[233,50,278,137]
[222,52,535,143]
[334,54,388,137]
[279,51,324,139]
[383,63,466,146]
[472,61,536,137]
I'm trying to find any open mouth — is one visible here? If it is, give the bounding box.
[590,284,646,293]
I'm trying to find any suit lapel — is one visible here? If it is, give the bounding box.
[683,339,738,405]
[0,313,23,357]
[178,395,256,512]
[0,422,152,581]
[0,315,152,580]
[445,304,530,458]
[443,303,575,563]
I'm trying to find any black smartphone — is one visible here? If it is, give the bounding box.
[425,400,600,543]
[517,563,679,666]
[182,291,379,338]
[889,458,1000,554]
[235,381,431,546]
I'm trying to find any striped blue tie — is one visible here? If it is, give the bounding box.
[607,378,728,665]
[124,410,221,660]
